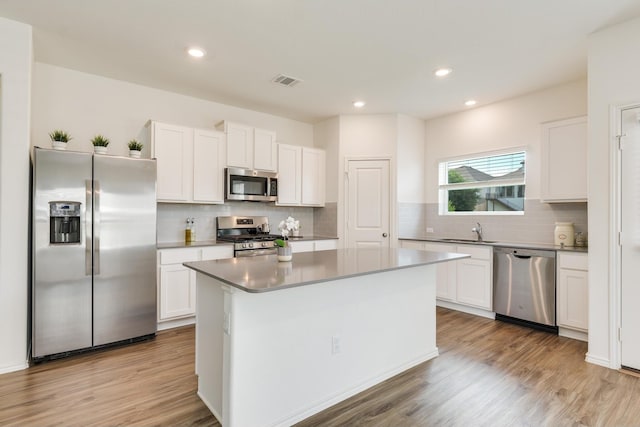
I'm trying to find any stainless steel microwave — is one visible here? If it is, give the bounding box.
[225,167,278,202]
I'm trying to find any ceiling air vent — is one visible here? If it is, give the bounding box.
[272,74,302,87]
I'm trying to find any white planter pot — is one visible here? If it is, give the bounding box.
[277,246,292,262]
[129,150,141,158]
[52,140,67,150]
[94,146,108,155]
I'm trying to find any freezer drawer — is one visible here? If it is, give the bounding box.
[493,247,556,327]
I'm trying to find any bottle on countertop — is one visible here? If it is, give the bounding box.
[185,218,193,243]
[191,218,197,242]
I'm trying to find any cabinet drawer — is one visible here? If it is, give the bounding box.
[456,244,492,260]
[422,243,456,253]
[558,252,588,270]
[314,240,338,251]
[159,248,200,265]
[201,245,233,260]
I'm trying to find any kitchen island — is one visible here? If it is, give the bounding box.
[184,248,466,427]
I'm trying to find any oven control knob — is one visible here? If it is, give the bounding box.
[262,242,268,247]
[249,243,254,248]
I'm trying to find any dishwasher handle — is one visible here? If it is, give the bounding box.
[493,246,556,258]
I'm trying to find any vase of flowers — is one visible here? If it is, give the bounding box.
[275,216,299,261]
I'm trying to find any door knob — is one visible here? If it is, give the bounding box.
[382,233,388,238]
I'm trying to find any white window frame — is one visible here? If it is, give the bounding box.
[438,148,527,216]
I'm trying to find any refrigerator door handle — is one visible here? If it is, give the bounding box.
[85,179,92,276]
[94,180,101,275]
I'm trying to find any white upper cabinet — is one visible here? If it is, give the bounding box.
[277,144,325,207]
[277,144,302,205]
[540,116,588,203]
[254,128,278,171]
[217,121,277,172]
[193,129,226,203]
[149,121,225,204]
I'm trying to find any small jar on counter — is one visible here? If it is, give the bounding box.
[575,232,587,247]
[554,222,575,247]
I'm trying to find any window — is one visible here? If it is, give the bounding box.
[439,150,526,215]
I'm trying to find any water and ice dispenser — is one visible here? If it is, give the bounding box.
[49,202,81,244]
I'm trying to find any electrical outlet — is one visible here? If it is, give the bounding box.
[426,227,434,233]
[331,335,341,355]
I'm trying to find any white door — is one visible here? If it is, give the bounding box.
[621,106,640,370]
[346,159,390,248]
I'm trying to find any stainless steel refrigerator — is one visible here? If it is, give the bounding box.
[31,147,157,360]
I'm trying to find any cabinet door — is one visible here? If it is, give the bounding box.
[314,240,338,251]
[301,148,325,206]
[254,128,277,172]
[226,122,253,169]
[159,264,196,320]
[423,243,457,302]
[540,116,587,202]
[277,144,302,205]
[152,122,192,201]
[557,268,588,331]
[193,129,225,203]
[289,240,314,253]
[456,258,492,310]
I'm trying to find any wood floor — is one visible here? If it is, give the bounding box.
[2,308,639,426]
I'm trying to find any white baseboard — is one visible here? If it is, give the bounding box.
[559,327,588,342]
[585,352,611,368]
[157,316,195,331]
[271,349,440,427]
[197,391,223,425]
[437,300,496,319]
[0,360,29,375]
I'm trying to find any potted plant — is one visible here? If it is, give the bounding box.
[128,139,143,158]
[276,216,300,261]
[91,134,110,154]
[274,239,292,262]
[49,130,72,150]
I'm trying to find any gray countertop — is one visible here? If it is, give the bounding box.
[184,248,467,293]
[157,235,338,250]
[399,237,588,253]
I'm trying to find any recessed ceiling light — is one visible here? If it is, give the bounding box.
[465,99,477,106]
[187,47,206,58]
[434,68,452,77]
[353,101,366,108]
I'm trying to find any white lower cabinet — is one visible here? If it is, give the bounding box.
[289,239,338,253]
[399,240,493,315]
[557,252,588,341]
[157,245,233,327]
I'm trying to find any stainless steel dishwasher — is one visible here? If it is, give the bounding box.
[493,247,557,332]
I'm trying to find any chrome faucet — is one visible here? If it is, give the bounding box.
[472,222,483,242]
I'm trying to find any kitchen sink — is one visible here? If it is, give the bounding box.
[438,238,496,244]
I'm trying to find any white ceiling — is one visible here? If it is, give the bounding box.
[2,0,640,123]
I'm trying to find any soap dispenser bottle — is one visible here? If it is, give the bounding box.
[185,218,193,243]
[190,218,197,242]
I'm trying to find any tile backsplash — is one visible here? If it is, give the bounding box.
[399,200,588,245]
[157,202,316,243]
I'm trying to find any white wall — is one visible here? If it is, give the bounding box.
[424,79,587,203]
[337,114,398,244]
[0,18,32,374]
[397,114,426,204]
[313,116,340,203]
[32,63,314,156]
[587,16,640,367]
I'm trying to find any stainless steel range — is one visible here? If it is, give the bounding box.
[217,216,279,257]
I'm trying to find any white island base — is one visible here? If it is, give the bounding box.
[195,264,438,427]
